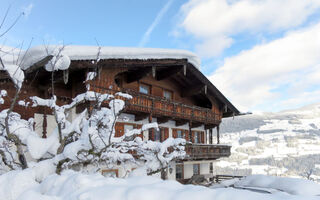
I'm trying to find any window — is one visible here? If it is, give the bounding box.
[194,131,200,143]
[163,89,173,100]
[177,130,184,139]
[124,124,134,140]
[176,164,183,179]
[102,169,118,178]
[209,162,213,174]
[154,128,161,141]
[139,83,150,94]
[193,164,200,175]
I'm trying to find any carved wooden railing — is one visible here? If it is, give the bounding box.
[121,89,221,124]
[184,143,231,160]
[90,86,221,124]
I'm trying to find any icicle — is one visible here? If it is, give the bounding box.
[63,69,69,84]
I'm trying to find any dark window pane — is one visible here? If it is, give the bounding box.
[210,162,213,173]
[154,128,161,142]
[176,164,183,179]
[193,164,200,175]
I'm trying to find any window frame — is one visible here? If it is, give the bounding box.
[176,164,184,180]
[139,83,151,95]
[209,162,213,174]
[193,163,200,175]
[101,169,119,177]
[194,131,200,143]
[163,89,173,100]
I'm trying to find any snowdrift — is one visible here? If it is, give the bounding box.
[0,170,319,200]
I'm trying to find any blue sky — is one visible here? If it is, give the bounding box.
[1,0,320,112]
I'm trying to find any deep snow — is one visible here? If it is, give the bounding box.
[0,170,319,200]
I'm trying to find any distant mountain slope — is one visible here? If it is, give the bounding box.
[213,103,320,181]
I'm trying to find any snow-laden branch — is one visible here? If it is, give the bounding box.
[0,87,185,177]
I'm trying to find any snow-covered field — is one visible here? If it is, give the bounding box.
[214,103,320,181]
[0,170,319,200]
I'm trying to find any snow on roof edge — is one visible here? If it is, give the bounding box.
[20,45,201,71]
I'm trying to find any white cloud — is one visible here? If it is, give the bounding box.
[139,0,174,47]
[22,3,33,17]
[209,23,320,112]
[178,0,320,56]
[195,36,233,57]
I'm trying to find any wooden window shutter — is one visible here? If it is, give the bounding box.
[191,131,195,143]
[201,131,205,144]
[160,127,164,142]
[115,122,124,137]
[172,129,177,138]
[164,128,169,140]
[185,130,189,141]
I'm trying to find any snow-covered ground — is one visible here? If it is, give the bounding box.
[214,103,320,181]
[0,170,319,200]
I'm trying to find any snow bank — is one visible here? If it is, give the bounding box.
[20,45,201,71]
[1,170,319,200]
[235,175,320,196]
[0,169,38,200]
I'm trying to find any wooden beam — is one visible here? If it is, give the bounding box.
[205,124,217,129]
[190,122,202,128]
[156,66,183,81]
[126,68,151,83]
[157,117,170,124]
[135,113,149,121]
[152,66,156,78]
[175,120,188,127]
[24,55,53,73]
[209,129,213,144]
[181,84,206,97]
[217,125,220,144]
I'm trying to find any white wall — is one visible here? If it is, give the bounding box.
[182,161,212,179]
[184,163,194,179]
[200,162,210,175]
[34,113,57,137]
[167,161,177,180]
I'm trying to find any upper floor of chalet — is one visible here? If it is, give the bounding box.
[0,45,240,128]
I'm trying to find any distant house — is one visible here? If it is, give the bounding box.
[0,45,240,182]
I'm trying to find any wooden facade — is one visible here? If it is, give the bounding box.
[0,56,239,162]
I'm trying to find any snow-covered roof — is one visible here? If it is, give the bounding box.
[19,45,201,71]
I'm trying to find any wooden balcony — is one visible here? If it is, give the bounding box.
[89,86,221,125]
[184,143,231,160]
[119,89,221,125]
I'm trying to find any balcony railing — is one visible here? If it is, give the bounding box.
[93,86,221,125]
[184,143,231,160]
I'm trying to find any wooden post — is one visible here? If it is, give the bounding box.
[42,108,47,138]
[189,121,192,143]
[42,91,48,138]
[152,66,156,78]
[148,114,154,141]
[209,128,213,144]
[217,125,220,144]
